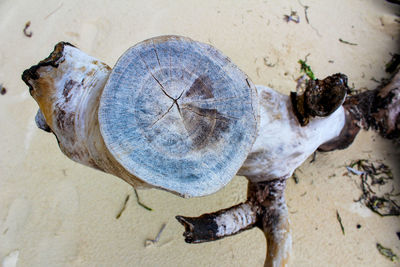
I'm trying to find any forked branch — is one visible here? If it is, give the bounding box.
[177,178,290,267]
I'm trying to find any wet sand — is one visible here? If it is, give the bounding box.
[0,0,399,266]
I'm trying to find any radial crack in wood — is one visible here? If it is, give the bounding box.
[22,36,259,197]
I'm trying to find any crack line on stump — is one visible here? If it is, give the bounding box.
[139,53,175,101]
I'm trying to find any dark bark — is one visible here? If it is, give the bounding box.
[291,73,349,126]
[319,70,400,151]
[386,0,400,5]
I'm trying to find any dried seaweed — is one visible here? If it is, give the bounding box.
[347,160,399,216]
[116,195,130,219]
[297,0,322,36]
[336,210,345,235]
[134,188,153,211]
[298,1,309,24]
[23,21,33,37]
[116,189,153,218]
[338,38,357,46]
[376,243,399,262]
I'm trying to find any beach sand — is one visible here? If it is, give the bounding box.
[0,0,399,266]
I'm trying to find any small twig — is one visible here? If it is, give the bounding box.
[336,210,345,235]
[376,243,399,262]
[338,38,357,46]
[23,21,33,38]
[145,223,167,247]
[116,195,130,219]
[134,188,153,211]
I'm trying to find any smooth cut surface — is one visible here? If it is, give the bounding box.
[99,36,258,197]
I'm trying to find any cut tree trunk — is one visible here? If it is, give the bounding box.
[22,37,260,198]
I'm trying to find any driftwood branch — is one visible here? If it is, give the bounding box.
[319,69,400,151]
[177,178,290,267]
[177,69,400,266]
[176,202,258,243]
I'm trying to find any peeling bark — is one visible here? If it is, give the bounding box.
[176,178,290,267]
[176,202,257,243]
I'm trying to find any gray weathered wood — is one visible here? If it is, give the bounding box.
[99,36,259,197]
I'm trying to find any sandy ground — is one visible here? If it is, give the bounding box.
[0,0,399,266]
